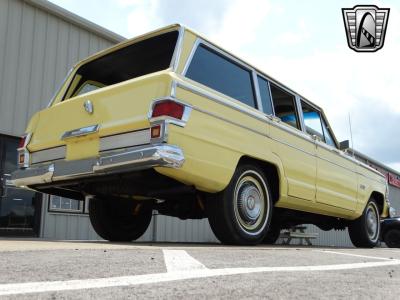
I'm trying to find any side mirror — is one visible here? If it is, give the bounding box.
[339,140,350,151]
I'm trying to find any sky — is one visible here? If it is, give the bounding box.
[50,0,400,172]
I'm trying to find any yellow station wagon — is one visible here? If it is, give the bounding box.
[12,24,389,247]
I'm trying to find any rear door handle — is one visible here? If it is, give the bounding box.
[61,124,99,140]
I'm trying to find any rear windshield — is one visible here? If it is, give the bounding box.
[63,30,179,100]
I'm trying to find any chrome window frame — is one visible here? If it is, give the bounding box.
[300,98,339,149]
[299,99,326,140]
[268,81,302,131]
[182,39,259,110]
[171,26,185,72]
[254,74,276,116]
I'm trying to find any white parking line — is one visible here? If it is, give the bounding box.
[163,250,208,272]
[1,250,400,296]
[378,249,400,253]
[315,250,393,261]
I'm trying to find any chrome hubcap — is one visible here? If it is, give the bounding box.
[366,205,378,240]
[234,171,269,235]
[237,184,262,223]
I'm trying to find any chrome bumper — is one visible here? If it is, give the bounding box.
[11,144,184,187]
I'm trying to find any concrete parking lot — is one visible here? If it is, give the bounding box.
[0,239,399,299]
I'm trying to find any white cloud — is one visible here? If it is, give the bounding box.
[123,0,162,37]
[277,19,310,45]
[209,0,271,52]
[389,162,400,173]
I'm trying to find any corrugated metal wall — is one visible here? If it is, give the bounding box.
[389,185,400,216]
[0,0,117,137]
[40,196,154,241]
[41,193,218,243]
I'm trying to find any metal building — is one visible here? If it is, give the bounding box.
[0,0,398,247]
[0,0,121,238]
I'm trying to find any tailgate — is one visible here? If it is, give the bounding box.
[28,72,173,160]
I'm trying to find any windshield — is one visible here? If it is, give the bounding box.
[63,30,179,100]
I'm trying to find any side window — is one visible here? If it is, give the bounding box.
[270,83,300,129]
[74,81,104,97]
[321,117,337,148]
[301,101,324,140]
[257,76,274,115]
[186,44,256,108]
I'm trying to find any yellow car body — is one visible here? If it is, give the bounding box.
[12,25,388,245]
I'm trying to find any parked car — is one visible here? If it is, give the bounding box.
[12,24,389,247]
[381,217,400,248]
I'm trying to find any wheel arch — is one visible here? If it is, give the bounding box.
[370,191,385,215]
[237,155,284,204]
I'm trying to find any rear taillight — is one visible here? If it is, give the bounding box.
[152,100,184,119]
[151,125,161,138]
[18,135,27,149]
[17,133,31,168]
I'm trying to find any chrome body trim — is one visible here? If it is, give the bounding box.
[177,82,381,180]
[149,120,168,144]
[295,95,306,133]
[170,26,185,71]
[254,73,276,116]
[31,146,66,164]
[11,144,185,187]
[170,80,177,98]
[17,133,32,168]
[99,129,150,152]
[148,97,192,127]
[182,38,201,75]
[12,164,55,187]
[61,125,99,140]
[252,71,263,111]
[176,81,314,143]
[176,81,384,183]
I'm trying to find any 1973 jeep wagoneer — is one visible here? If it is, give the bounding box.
[12,25,388,247]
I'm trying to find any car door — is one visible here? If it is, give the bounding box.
[300,101,358,212]
[263,81,316,202]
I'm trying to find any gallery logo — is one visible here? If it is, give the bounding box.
[342,5,390,52]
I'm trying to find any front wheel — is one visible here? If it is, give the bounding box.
[89,197,153,242]
[348,199,380,248]
[206,164,273,245]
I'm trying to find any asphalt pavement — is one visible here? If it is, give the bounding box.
[0,239,399,299]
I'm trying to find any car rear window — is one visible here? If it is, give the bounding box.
[63,30,179,100]
[185,44,256,108]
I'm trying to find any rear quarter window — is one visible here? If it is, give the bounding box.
[186,44,256,108]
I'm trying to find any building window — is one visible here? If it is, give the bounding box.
[49,195,84,213]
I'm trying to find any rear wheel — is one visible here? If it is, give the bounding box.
[384,229,400,248]
[206,164,273,245]
[348,199,380,248]
[89,197,152,242]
